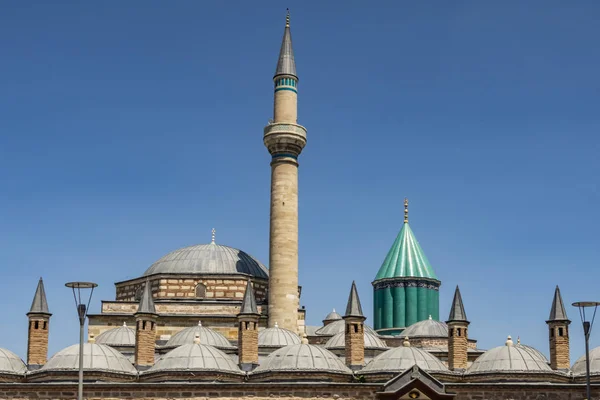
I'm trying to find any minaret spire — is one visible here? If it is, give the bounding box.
[264,10,307,332]
[404,198,408,224]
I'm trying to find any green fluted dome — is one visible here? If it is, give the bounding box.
[375,223,437,280]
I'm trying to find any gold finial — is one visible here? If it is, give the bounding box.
[404,198,409,224]
[403,336,410,347]
[286,9,290,27]
[505,335,513,347]
[517,336,521,345]
[211,228,216,244]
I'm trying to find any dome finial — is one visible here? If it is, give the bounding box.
[403,336,410,347]
[517,336,521,345]
[428,314,432,320]
[198,320,202,327]
[194,333,201,344]
[505,335,513,346]
[286,8,290,27]
[211,228,216,244]
[123,321,127,327]
[274,321,279,328]
[404,198,409,224]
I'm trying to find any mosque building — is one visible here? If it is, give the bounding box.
[1,11,597,400]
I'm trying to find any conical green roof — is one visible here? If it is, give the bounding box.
[375,223,437,280]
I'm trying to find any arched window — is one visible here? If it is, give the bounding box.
[195,283,206,298]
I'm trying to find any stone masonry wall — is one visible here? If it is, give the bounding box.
[116,277,268,302]
[448,324,468,370]
[549,322,570,370]
[346,321,364,367]
[26,316,49,366]
[238,319,259,365]
[135,318,156,366]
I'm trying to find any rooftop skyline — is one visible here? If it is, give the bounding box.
[1,1,599,362]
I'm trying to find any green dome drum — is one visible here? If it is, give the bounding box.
[372,199,441,335]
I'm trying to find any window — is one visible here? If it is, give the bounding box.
[195,283,207,298]
[559,327,564,337]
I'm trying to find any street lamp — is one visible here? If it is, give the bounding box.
[572,301,600,400]
[66,282,98,400]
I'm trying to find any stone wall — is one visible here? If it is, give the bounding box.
[115,276,269,302]
[549,322,570,370]
[346,321,365,367]
[135,317,156,367]
[447,383,592,399]
[26,316,49,366]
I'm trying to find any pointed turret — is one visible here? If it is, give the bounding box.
[547,285,569,322]
[274,9,297,79]
[134,281,157,370]
[28,278,51,316]
[238,280,260,370]
[447,286,469,371]
[447,286,468,323]
[372,199,441,334]
[240,279,259,315]
[547,286,570,370]
[343,281,366,370]
[27,278,51,369]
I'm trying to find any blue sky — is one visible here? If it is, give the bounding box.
[1,1,599,362]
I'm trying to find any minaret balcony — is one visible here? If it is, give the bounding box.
[264,122,307,157]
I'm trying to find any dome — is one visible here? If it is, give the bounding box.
[315,319,377,336]
[144,242,268,279]
[361,342,448,374]
[252,344,351,374]
[573,346,600,376]
[41,343,136,375]
[402,317,448,338]
[258,324,301,347]
[323,309,342,322]
[0,348,26,375]
[95,323,135,347]
[515,342,549,363]
[165,322,234,349]
[325,331,387,350]
[148,343,243,375]
[467,337,552,374]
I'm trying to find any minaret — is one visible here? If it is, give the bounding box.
[343,281,366,370]
[447,285,469,371]
[546,285,570,370]
[134,281,157,370]
[264,10,307,332]
[27,278,51,369]
[238,279,260,371]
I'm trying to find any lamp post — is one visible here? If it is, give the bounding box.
[66,282,97,400]
[572,301,600,400]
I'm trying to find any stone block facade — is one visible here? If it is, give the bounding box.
[26,315,49,366]
[549,321,570,370]
[135,316,157,367]
[345,320,365,368]
[238,318,259,366]
[448,323,468,371]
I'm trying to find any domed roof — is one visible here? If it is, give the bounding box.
[402,317,448,338]
[361,341,448,374]
[144,242,268,279]
[41,343,137,375]
[325,331,387,350]
[515,342,549,363]
[95,323,135,347]
[148,343,243,375]
[314,319,377,336]
[165,322,234,349]
[0,348,26,375]
[252,344,351,374]
[573,346,600,376]
[323,309,342,322]
[467,336,552,374]
[258,324,301,347]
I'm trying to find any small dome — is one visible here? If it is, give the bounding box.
[515,343,549,363]
[165,322,234,349]
[315,319,377,336]
[148,343,243,375]
[402,317,447,338]
[361,344,448,374]
[253,344,351,374]
[95,323,135,347]
[143,242,268,279]
[323,309,342,322]
[258,324,301,347]
[0,348,26,375]
[468,337,551,374]
[573,346,600,376]
[41,344,136,375]
[325,331,387,350]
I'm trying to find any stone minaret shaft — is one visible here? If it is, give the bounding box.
[344,281,366,370]
[265,11,307,332]
[134,282,157,369]
[238,280,260,370]
[447,286,469,371]
[27,278,51,369]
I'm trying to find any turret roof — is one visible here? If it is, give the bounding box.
[447,286,468,323]
[28,278,51,316]
[274,10,297,78]
[547,286,569,322]
[135,281,156,316]
[344,281,364,318]
[239,280,259,315]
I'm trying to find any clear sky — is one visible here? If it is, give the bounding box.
[1,1,599,362]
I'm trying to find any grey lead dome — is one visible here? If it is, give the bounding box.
[143,243,268,279]
[0,348,27,375]
[148,343,243,375]
[40,343,137,375]
[253,344,351,374]
[325,331,387,350]
[361,345,448,374]
[467,339,552,374]
[258,326,301,347]
[402,318,448,338]
[164,323,234,350]
[95,323,135,347]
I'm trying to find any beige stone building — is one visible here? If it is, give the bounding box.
[2,11,599,400]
